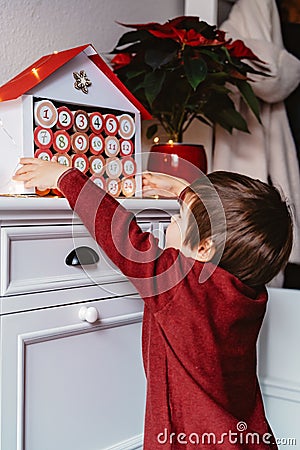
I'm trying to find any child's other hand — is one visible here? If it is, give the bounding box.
[142,172,189,198]
[12,157,69,190]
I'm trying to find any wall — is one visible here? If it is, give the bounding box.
[0,0,183,86]
[183,1,236,27]
[184,0,218,24]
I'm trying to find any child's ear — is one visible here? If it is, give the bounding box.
[197,238,215,262]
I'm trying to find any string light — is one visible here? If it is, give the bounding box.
[5,54,53,85]
[0,116,21,192]
[31,68,40,80]
[153,136,159,144]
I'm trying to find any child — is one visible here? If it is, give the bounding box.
[13,158,292,449]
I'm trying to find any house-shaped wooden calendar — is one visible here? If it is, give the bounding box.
[0,44,151,197]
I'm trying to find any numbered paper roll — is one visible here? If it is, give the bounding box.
[34,148,53,161]
[34,126,53,149]
[104,136,120,157]
[121,177,136,197]
[91,175,106,190]
[105,157,122,179]
[89,133,104,155]
[90,112,104,134]
[34,100,58,128]
[122,156,137,177]
[118,114,135,139]
[57,106,74,130]
[120,139,134,156]
[73,110,89,132]
[104,114,118,136]
[71,132,89,153]
[56,153,72,168]
[89,155,105,176]
[36,188,51,196]
[53,130,71,153]
[106,178,121,197]
[72,154,89,173]
[51,188,63,197]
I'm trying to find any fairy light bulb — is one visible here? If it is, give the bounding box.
[153,136,159,144]
[31,68,40,79]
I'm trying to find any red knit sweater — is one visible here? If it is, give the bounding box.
[58,169,277,450]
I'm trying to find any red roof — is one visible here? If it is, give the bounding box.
[0,44,152,120]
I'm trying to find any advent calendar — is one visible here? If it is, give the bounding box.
[33,98,137,197]
[0,44,151,197]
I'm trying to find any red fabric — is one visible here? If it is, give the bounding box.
[58,168,278,450]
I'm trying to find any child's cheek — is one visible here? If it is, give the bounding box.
[165,221,183,250]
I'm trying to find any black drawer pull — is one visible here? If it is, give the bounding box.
[65,246,99,266]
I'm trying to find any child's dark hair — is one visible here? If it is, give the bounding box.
[182,171,293,289]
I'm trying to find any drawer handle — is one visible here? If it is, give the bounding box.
[65,246,99,266]
[78,306,99,324]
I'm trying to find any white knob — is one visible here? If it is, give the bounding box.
[78,306,98,323]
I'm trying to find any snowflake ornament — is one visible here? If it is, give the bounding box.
[73,70,92,94]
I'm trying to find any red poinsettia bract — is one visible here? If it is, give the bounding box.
[111,53,133,70]
[225,39,261,61]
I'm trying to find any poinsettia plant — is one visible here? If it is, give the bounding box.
[111,16,268,142]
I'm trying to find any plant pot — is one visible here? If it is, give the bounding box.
[147,143,207,183]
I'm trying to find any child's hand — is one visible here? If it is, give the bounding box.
[142,172,189,198]
[12,157,69,191]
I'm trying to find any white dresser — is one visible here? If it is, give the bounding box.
[0,196,178,450]
[259,287,300,449]
[1,196,299,450]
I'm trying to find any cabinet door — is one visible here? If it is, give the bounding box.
[258,288,300,448]
[0,296,145,450]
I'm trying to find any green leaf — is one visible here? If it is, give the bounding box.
[144,71,166,105]
[125,69,146,80]
[202,93,249,133]
[199,49,221,62]
[207,83,231,95]
[207,71,229,80]
[115,30,149,48]
[236,80,261,123]
[130,80,145,92]
[221,109,249,132]
[183,52,207,90]
[146,123,158,139]
[231,59,269,78]
[221,46,233,64]
[195,115,212,127]
[145,48,177,69]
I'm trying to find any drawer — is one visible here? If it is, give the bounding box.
[0,223,151,296]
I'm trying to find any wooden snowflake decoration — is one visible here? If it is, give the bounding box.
[73,70,92,94]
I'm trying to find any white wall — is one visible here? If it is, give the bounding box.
[184,0,218,24]
[0,0,183,86]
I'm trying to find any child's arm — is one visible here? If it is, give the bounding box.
[13,159,188,197]
[13,157,69,190]
[13,159,190,310]
[142,172,188,198]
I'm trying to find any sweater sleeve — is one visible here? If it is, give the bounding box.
[58,168,190,311]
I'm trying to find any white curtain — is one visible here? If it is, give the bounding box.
[211,0,300,271]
